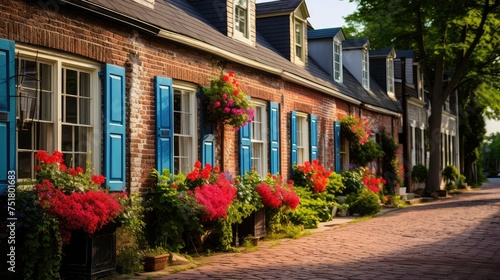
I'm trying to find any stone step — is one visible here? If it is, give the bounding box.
[405,197,423,205]
[400,193,415,200]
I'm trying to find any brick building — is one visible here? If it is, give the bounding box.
[0,0,401,193]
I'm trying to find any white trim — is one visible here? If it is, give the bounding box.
[251,99,268,177]
[172,83,198,174]
[158,30,282,75]
[15,45,101,176]
[295,112,309,165]
[157,30,401,117]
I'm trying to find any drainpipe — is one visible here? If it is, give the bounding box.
[401,58,411,191]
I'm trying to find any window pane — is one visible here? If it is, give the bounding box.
[62,125,73,152]
[18,152,33,179]
[65,69,78,95]
[36,122,53,151]
[79,98,90,125]
[65,96,77,123]
[39,91,52,121]
[20,60,37,89]
[18,126,32,149]
[40,63,52,91]
[75,126,88,152]
[75,153,87,170]
[80,72,90,97]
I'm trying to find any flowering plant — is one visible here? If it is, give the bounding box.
[185,161,237,222]
[291,160,332,193]
[33,151,125,244]
[255,174,300,210]
[203,71,255,129]
[362,171,386,194]
[340,116,372,145]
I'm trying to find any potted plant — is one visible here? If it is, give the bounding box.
[18,150,126,279]
[203,71,255,129]
[411,164,428,192]
[338,203,349,217]
[142,247,169,272]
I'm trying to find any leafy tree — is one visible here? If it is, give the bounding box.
[346,0,500,192]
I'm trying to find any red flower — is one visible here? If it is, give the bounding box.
[91,175,106,185]
[35,150,49,163]
[222,75,229,82]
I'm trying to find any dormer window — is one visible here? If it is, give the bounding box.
[387,56,394,96]
[295,19,304,61]
[334,39,342,82]
[362,49,369,89]
[235,0,249,39]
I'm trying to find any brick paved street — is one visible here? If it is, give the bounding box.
[154,180,500,280]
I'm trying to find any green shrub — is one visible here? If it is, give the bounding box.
[326,172,345,196]
[340,169,364,195]
[116,247,144,274]
[411,164,428,183]
[442,165,459,184]
[446,183,458,191]
[348,188,381,216]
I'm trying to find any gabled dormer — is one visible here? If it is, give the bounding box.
[256,0,310,66]
[342,38,370,90]
[369,47,396,98]
[188,0,256,46]
[308,28,346,83]
[395,50,425,101]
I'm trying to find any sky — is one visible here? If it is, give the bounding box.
[257,0,500,135]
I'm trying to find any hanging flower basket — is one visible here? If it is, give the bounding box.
[203,71,255,129]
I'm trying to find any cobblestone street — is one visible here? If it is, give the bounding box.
[152,179,500,280]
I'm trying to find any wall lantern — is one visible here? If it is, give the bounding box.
[13,52,40,131]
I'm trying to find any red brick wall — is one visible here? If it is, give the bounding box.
[2,0,401,192]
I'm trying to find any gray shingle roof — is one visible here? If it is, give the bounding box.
[81,0,400,113]
[370,47,394,57]
[343,38,369,49]
[396,50,415,59]
[256,0,303,15]
[308,28,341,40]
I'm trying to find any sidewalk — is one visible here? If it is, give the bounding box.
[117,181,500,279]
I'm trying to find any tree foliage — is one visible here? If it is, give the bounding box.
[346,0,500,191]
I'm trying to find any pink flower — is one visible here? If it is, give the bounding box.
[214,101,221,108]
[224,107,231,113]
[222,94,227,99]
[228,99,234,106]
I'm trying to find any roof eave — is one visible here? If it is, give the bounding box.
[60,0,160,35]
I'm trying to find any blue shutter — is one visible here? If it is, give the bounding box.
[0,39,15,194]
[334,121,341,173]
[155,76,174,175]
[200,89,215,167]
[309,114,318,160]
[269,102,280,175]
[290,111,297,167]
[239,97,252,175]
[104,64,126,191]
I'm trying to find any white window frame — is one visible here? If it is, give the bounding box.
[362,49,369,89]
[173,82,198,174]
[234,0,250,43]
[340,138,349,170]
[387,57,395,96]
[15,45,100,179]
[294,18,305,63]
[296,112,309,165]
[333,39,343,83]
[251,100,268,177]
